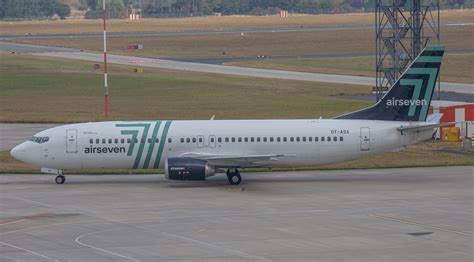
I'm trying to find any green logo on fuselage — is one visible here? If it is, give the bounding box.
[115,121,172,169]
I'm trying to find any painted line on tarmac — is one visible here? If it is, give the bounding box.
[0,241,60,262]
[0,220,98,236]
[369,214,474,237]
[0,219,25,226]
[8,196,56,208]
[161,231,274,262]
[75,229,140,262]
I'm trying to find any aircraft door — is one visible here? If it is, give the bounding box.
[360,127,370,151]
[66,129,78,153]
[197,135,205,148]
[209,135,216,148]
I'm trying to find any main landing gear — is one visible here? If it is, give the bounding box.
[226,169,242,185]
[55,175,65,184]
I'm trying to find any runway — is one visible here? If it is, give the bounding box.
[1,166,472,261]
[32,50,474,94]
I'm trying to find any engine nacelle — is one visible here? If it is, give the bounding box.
[165,157,215,181]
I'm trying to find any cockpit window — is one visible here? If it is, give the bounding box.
[30,136,49,144]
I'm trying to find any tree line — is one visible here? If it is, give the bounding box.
[81,0,472,18]
[1,0,71,20]
[1,0,471,20]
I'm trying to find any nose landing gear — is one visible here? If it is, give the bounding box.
[226,169,242,185]
[55,175,65,184]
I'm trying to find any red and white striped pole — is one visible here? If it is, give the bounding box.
[102,0,109,119]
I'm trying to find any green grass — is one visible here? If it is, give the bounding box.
[226,53,474,84]
[0,54,371,123]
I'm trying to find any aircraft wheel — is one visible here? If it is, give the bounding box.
[55,175,65,184]
[227,170,241,185]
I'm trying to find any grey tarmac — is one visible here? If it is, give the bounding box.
[0,166,472,261]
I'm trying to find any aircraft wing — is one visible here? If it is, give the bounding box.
[397,122,455,133]
[178,153,295,168]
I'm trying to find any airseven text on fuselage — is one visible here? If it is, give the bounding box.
[84,146,126,154]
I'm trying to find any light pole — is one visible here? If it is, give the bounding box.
[102,0,109,119]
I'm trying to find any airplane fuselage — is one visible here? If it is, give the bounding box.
[12,119,433,171]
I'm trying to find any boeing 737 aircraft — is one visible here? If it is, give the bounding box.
[11,45,447,185]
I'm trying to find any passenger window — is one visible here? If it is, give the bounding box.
[127,138,131,143]
[168,138,172,143]
[192,138,196,143]
[225,137,229,143]
[238,137,242,142]
[108,138,112,144]
[290,137,294,142]
[263,137,267,142]
[199,137,203,143]
[141,138,145,143]
[121,138,125,143]
[283,137,287,142]
[251,137,255,142]
[180,138,184,143]
[257,137,261,142]
[244,137,248,142]
[211,137,215,143]
[277,137,281,142]
[333,136,337,142]
[296,137,300,142]
[187,138,191,143]
[102,139,106,144]
[96,138,100,144]
[231,137,236,142]
[315,137,319,142]
[89,139,93,144]
[321,137,325,142]
[302,137,306,142]
[155,138,159,143]
[340,136,344,141]
[309,137,312,142]
[327,137,331,142]
[135,138,139,143]
[218,137,222,143]
[270,137,274,142]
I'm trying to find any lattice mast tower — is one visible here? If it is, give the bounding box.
[375,0,440,100]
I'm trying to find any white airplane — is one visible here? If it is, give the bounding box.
[11,45,448,185]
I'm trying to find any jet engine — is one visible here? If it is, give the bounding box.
[165,157,215,181]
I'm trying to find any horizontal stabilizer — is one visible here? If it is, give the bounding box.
[397,122,455,133]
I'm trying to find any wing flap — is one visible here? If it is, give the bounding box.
[179,153,295,168]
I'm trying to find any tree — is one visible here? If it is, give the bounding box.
[56,3,71,19]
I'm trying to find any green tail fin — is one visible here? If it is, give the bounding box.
[337,45,445,122]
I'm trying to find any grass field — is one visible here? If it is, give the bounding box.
[0,53,371,123]
[12,26,473,59]
[227,53,474,84]
[1,10,472,35]
[1,141,473,173]
[11,26,473,84]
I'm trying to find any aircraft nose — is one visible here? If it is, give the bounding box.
[11,142,28,162]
